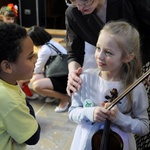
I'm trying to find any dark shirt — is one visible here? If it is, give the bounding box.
[65,0,150,66]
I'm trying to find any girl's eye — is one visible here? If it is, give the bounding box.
[96,46,101,51]
[105,50,113,56]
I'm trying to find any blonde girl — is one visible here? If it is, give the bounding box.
[69,21,149,150]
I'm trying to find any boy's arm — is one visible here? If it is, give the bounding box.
[25,124,41,145]
[25,100,41,145]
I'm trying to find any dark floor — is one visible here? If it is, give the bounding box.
[27,98,76,150]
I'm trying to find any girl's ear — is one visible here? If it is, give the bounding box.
[0,60,12,73]
[123,53,135,63]
[0,15,3,20]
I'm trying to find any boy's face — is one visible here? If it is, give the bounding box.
[2,16,15,23]
[11,36,36,82]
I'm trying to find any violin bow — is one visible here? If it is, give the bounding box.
[106,69,150,110]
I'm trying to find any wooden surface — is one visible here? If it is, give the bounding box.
[26,28,66,37]
[45,29,66,37]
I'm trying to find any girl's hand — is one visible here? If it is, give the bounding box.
[93,102,118,123]
[93,106,110,123]
[108,105,118,121]
[66,67,82,96]
[103,102,118,122]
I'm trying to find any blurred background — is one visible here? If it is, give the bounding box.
[0,0,67,29]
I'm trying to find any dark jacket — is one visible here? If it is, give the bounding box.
[65,0,150,66]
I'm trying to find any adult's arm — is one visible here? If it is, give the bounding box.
[65,6,101,65]
[65,7,85,66]
[131,0,150,65]
[65,6,104,95]
[65,6,85,95]
[34,45,51,74]
[131,0,150,27]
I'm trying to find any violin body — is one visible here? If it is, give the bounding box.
[92,89,123,150]
[91,69,150,150]
[92,129,123,150]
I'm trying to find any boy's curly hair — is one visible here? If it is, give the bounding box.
[0,23,27,63]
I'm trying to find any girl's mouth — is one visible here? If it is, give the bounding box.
[98,61,105,66]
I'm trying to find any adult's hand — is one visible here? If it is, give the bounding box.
[67,67,82,96]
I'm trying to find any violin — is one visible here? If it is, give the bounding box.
[92,89,123,150]
[92,69,150,150]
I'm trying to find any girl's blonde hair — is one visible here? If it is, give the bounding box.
[0,3,18,18]
[101,21,142,110]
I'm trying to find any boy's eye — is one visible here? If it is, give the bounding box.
[28,54,34,60]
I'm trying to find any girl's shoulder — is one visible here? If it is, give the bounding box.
[132,81,147,95]
[81,68,99,80]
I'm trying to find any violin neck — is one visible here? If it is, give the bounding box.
[100,119,111,150]
[107,69,150,110]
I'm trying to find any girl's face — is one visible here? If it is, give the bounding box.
[70,0,102,14]
[95,30,124,79]
[11,36,36,82]
[2,16,15,23]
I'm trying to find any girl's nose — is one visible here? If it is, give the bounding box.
[99,51,105,61]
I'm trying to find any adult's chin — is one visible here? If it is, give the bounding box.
[81,7,95,15]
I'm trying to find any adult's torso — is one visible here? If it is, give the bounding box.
[66,0,138,45]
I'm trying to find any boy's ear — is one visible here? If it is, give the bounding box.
[0,60,12,73]
[123,53,135,63]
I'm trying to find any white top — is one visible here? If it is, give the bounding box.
[82,42,97,71]
[34,39,67,74]
[69,68,149,150]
